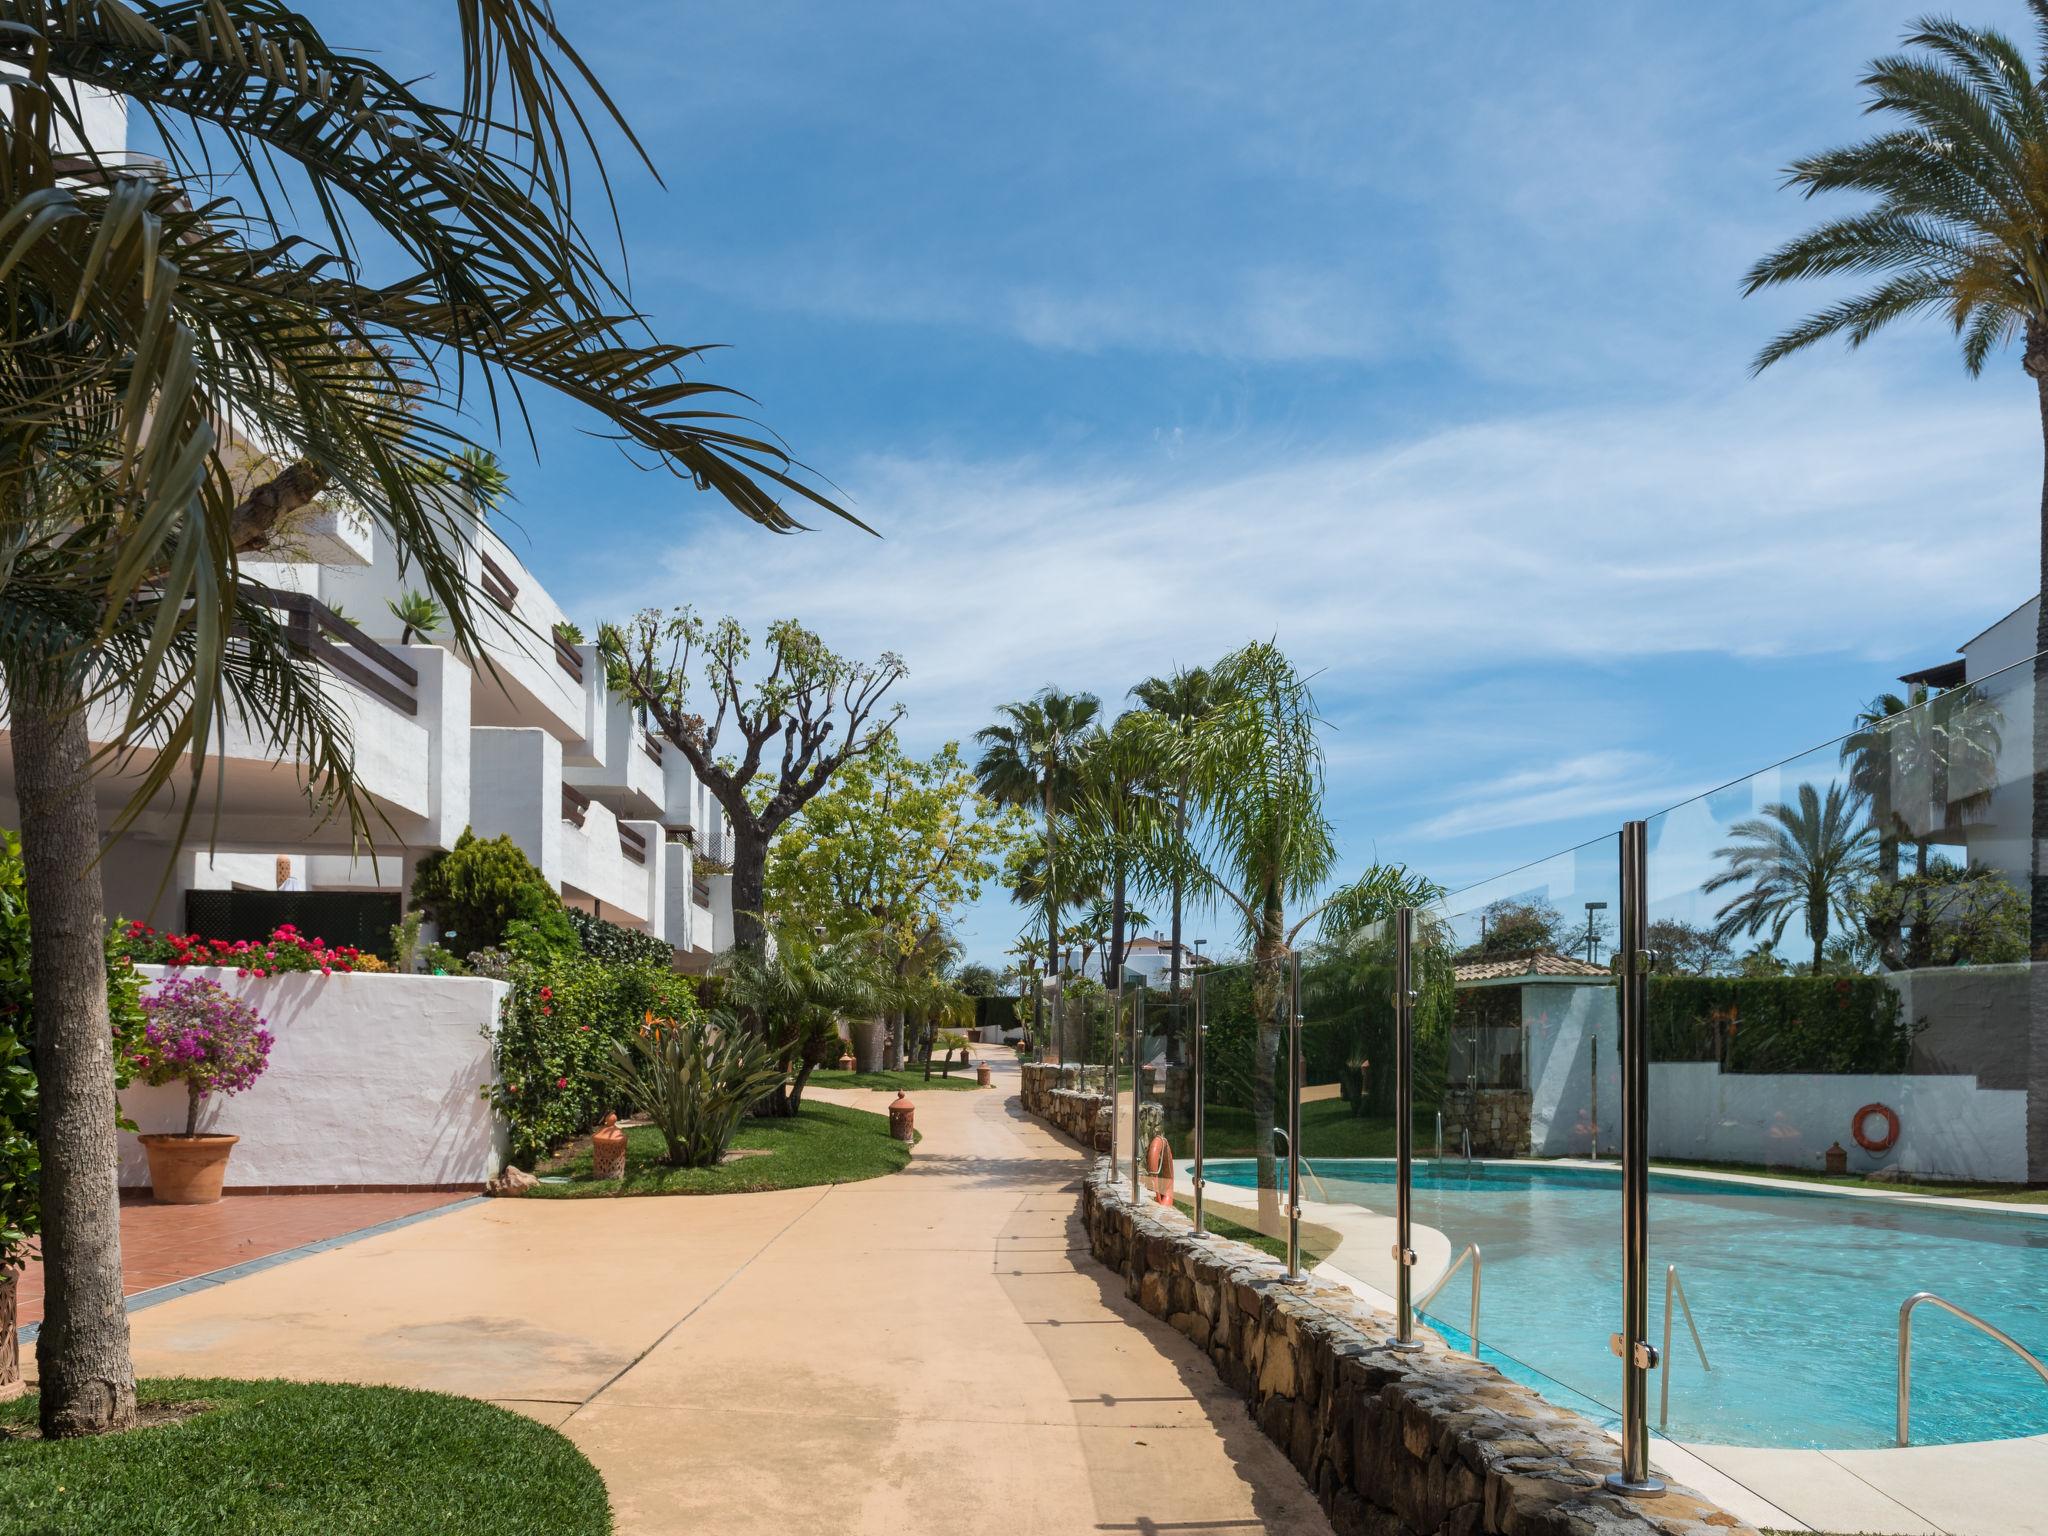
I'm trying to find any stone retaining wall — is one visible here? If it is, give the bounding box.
[1016,1090,1750,1536]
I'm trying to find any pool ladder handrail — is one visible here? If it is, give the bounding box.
[1270,1127,1333,1204]
[1657,1263,1710,1430]
[1412,1242,1482,1358]
[1897,1291,2048,1447]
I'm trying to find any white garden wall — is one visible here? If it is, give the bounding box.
[117,966,509,1191]
[1647,1061,2026,1183]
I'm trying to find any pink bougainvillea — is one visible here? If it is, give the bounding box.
[132,976,275,1136]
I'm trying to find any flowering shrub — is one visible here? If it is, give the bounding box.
[486,953,701,1165]
[131,976,275,1136]
[114,920,368,978]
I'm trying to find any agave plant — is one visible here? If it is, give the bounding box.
[593,1012,790,1169]
[388,591,447,646]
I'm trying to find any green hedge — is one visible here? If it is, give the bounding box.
[1646,974,1910,1073]
[564,905,674,968]
[975,995,1019,1034]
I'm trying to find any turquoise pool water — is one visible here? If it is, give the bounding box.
[1202,1158,2048,1450]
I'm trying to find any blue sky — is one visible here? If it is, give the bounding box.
[308,2,2044,966]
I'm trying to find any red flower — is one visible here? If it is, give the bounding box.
[555,1076,568,1089]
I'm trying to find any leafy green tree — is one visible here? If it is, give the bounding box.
[1743,6,2048,959]
[1705,782,1878,972]
[765,737,1024,1071]
[951,962,1003,997]
[1861,858,2030,968]
[1645,920,1734,977]
[601,613,907,956]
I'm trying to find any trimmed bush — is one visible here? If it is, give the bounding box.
[1646,974,1911,1073]
[410,829,577,960]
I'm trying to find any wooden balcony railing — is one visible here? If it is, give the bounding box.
[247,585,419,717]
[692,877,711,906]
[619,823,648,865]
[561,781,591,829]
[479,549,519,612]
[553,632,584,682]
[640,730,664,767]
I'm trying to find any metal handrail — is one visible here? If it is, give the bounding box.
[1269,1127,1332,1203]
[1413,1242,1482,1358]
[1898,1292,2048,1447]
[1658,1263,1710,1430]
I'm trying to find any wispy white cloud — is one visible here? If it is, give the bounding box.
[584,363,2035,755]
[1406,751,1712,841]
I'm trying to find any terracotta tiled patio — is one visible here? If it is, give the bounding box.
[14,1190,470,1328]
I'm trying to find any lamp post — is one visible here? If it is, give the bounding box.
[1582,900,1608,965]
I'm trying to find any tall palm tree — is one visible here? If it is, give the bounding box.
[974,687,1101,1000]
[1184,642,1333,1223]
[1705,782,1880,972]
[1063,712,1177,990]
[1841,689,1925,966]
[1743,7,2048,962]
[1129,666,1218,997]
[2,3,849,1439]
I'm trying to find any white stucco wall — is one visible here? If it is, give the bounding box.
[1647,1060,2026,1183]
[1520,983,1622,1158]
[117,966,508,1190]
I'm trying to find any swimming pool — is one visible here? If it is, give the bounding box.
[1201,1158,2048,1450]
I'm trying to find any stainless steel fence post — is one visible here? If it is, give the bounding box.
[1606,820,1665,1498]
[1130,985,1144,1203]
[1192,972,1208,1237]
[1284,948,1304,1282]
[1108,982,1121,1185]
[1391,907,1424,1350]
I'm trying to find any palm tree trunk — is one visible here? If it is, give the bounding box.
[1043,781,1059,984]
[1109,864,1127,990]
[9,663,137,1438]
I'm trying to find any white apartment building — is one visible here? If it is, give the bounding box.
[0,85,735,969]
[0,494,736,968]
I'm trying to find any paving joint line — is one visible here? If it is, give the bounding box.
[15,1196,484,1347]
[565,1181,838,1420]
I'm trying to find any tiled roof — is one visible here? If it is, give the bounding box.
[1453,950,1610,984]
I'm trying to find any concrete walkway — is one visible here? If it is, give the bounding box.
[96,1057,1332,1536]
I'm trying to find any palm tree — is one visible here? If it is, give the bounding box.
[1129,666,1218,997]
[974,688,1101,1021]
[1743,7,2048,959]
[2,4,849,1439]
[1841,689,1924,966]
[1063,712,1177,990]
[1705,782,1880,971]
[1184,642,1334,1223]
[717,920,884,1114]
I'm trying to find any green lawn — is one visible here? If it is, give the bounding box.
[808,1066,983,1093]
[531,1099,910,1197]
[1653,1157,2048,1205]
[0,1378,609,1535]
[1172,1100,1425,1160]
[1170,1196,1332,1268]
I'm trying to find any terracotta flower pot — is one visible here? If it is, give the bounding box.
[0,1270,21,1402]
[138,1133,240,1204]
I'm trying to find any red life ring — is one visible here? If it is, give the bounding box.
[1852,1102,1900,1155]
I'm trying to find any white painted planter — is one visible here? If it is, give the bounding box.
[118,966,509,1190]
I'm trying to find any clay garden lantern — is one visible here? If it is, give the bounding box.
[592,1113,628,1181]
[889,1091,915,1143]
[1824,1140,1848,1176]
[976,1059,992,1088]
